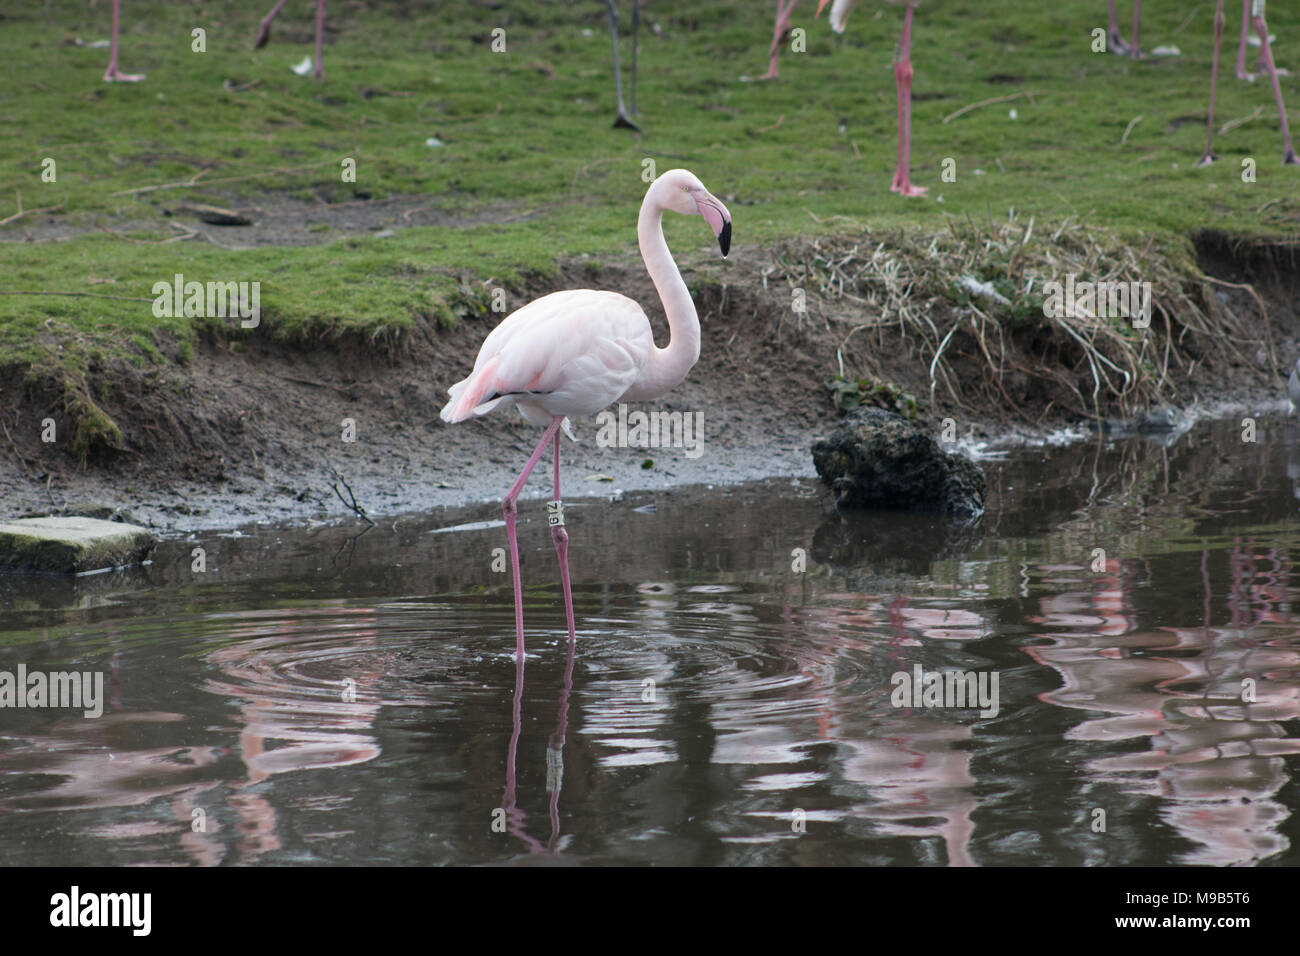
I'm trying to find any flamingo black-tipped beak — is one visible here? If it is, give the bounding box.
[695,194,733,259]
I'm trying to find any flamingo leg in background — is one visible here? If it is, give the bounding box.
[503,416,567,660]
[630,0,640,115]
[1236,0,1290,79]
[1198,0,1297,167]
[314,0,326,79]
[1252,3,1299,164]
[104,0,145,82]
[1235,0,1253,77]
[1196,0,1226,167]
[255,0,326,79]
[550,432,578,646]
[1107,0,1139,57]
[254,0,290,50]
[761,0,800,80]
[604,0,641,130]
[890,5,926,197]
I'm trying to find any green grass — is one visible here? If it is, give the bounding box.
[1,0,1298,390]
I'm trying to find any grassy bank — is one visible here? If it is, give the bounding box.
[2,0,1298,450]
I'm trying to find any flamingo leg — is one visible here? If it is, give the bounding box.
[1252,4,1300,165]
[604,0,641,131]
[1107,1,1128,55]
[313,0,326,79]
[1196,0,1226,167]
[104,0,145,82]
[1235,0,1252,78]
[890,6,927,197]
[254,0,290,50]
[762,0,799,80]
[503,416,567,660]
[629,0,639,114]
[1107,1,1140,57]
[550,429,578,646]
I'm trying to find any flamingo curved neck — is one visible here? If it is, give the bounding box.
[626,193,700,400]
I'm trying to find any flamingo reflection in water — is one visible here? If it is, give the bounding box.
[1028,548,1300,865]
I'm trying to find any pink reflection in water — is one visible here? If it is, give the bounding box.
[0,607,383,865]
[1028,547,1299,865]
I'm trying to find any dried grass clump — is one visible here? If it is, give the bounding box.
[770,215,1270,421]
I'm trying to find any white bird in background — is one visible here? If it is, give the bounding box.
[440,170,732,659]
[818,0,930,197]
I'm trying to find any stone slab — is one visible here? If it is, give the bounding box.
[0,517,157,574]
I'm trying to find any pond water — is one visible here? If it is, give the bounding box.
[2,416,1299,866]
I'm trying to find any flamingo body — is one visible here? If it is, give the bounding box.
[441,290,654,428]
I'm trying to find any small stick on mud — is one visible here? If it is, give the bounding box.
[0,191,66,226]
[45,473,62,514]
[328,466,376,527]
[111,157,351,197]
[1,418,33,477]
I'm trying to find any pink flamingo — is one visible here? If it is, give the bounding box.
[1197,0,1298,167]
[255,0,327,79]
[817,0,928,197]
[439,170,732,658]
[760,0,802,80]
[103,0,144,82]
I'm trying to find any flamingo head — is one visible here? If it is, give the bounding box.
[655,168,732,259]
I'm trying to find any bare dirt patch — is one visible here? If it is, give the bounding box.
[0,192,544,247]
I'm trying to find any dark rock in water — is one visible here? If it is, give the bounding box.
[811,407,985,519]
[0,517,156,574]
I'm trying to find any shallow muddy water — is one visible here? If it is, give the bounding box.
[2,416,1300,866]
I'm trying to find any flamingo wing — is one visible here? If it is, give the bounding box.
[440,290,653,424]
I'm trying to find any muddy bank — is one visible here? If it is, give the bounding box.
[2,230,1296,533]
